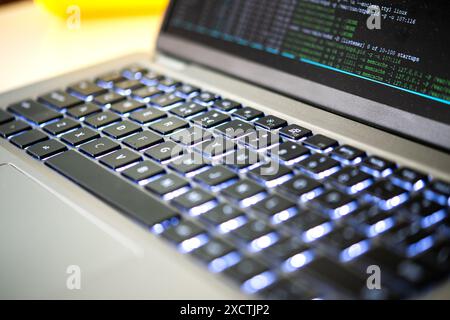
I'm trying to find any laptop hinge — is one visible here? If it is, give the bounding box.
[153,52,188,71]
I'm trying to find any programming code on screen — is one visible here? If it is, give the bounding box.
[168,0,450,106]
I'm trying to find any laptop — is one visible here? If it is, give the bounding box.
[0,0,449,299]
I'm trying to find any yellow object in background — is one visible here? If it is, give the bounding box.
[35,0,169,19]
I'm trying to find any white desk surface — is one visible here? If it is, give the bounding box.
[0,1,162,94]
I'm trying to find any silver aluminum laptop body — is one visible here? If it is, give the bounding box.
[1,1,449,299]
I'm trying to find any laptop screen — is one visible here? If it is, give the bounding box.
[163,0,450,126]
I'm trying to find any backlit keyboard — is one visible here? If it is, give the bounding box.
[1,64,449,299]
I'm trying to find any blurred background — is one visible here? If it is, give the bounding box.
[0,0,168,93]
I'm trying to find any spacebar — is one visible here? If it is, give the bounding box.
[46,150,179,226]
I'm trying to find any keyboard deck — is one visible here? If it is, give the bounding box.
[1,64,449,299]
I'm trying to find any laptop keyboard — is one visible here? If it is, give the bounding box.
[1,64,449,299]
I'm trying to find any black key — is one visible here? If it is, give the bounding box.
[144,141,183,162]
[213,99,241,111]
[222,179,266,203]
[149,116,189,135]
[233,107,263,121]
[319,226,366,254]
[129,107,166,124]
[162,221,204,245]
[416,240,450,272]
[140,71,162,85]
[201,204,245,226]
[176,84,200,97]
[0,109,14,125]
[303,134,338,152]
[279,124,311,140]
[172,188,215,211]
[402,228,436,256]
[114,79,144,94]
[279,175,323,200]
[195,165,238,187]
[170,102,207,118]
[93,92,126,106]
[194,91,219,104]
[222,148,262,170]
[357,246,433,287]
[85,111,121,128]
[240,130,281,150]
[38,90,82,109]
[46,150,178,225]
[269,141,309,162]
[191,110,230,128]
[283,210,330,236]
[8,100,62,125]
[224,258,267,283]
[132,86,163,102]
[121,65,148,80]
[252,194,296,220]
[102,120,141,139]
[43,118,81,135]
[350,204,382,224]
[401,195,445,219]
[10,129,48,148]
[390,167,427,191]
[265,238,310,262]
[145,173,189,196]
[0,119,31,138]
[66,103,101,119]
[214,119,254,139]
[328,166,373,193]
[99,148,141,169]
[60,127,99,146]
[151,93,184,108]
[158,77,181,89]
[170,127,212,146]
[96,71,126,88]
[122,130,163,151]
[27,139,67,159]
[296,256,367,298]
[312,190,357,217]
[121,160,164,182]
[168,153,207,175]
[248,162,293,185]
[366,180,408,210]
[361,209,398,237]
[297,154,340,178]
[79,137,120,157]
[331,145,366,164]
[255,115,287,130]
[195,137,236,157]
[231,219,277,244]
[68,80,107,98]
[192,238,234,263]
[109,100,145,114]
[360,156,396,177]
[424,180,450,206]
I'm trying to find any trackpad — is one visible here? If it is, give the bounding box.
[0,164,135,298]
